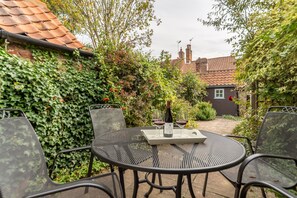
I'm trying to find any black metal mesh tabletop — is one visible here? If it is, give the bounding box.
[92,127,246,174]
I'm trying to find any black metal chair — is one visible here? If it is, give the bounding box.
[50,104,126,177]
[0,108,123,198]
[87,104,127,174]
[203,106,297,198]
[240,180,297,198]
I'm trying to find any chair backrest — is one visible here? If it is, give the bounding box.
[255,106,297,157]
[89,104,126,138]
[254,106,297,186]
[0,109,51,198]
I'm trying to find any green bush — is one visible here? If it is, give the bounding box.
[178,72,207,106]
[190,102,216,121]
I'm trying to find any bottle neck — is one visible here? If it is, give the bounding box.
[166,101,171,108]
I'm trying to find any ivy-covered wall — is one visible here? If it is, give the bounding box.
[0,43,105,169]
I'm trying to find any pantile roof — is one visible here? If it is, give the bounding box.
[176,55,236,86]
[0,0,84,49]
[207,56,235,71]
[199,70,236,86]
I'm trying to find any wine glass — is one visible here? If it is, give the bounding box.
[152,109,165,136]
[176,111,188,129]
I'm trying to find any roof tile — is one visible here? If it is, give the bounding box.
[0,16,16,26]
[66,42,84,49]
[46,37,65,45]
[1,1,18,8]
[0,7,10,16]
[13,1,29,8]
[58,34,74,44]
[0,25,24,33]
[0,0,84,49]
[17,23,39,33]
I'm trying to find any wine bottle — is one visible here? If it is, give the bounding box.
[163,101,173,137]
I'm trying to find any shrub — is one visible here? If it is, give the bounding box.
[178,72,207,105]
[190,102,216,121]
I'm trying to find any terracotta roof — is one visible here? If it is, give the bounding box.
[0,0,84,49]
[199,70,236,86]
[207,56,236,71]
[173,55,236,86]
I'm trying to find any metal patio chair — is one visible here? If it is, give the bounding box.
[49,104,126,177]
[87,104,127,174]
[240,180,297,198]
[0,108,123,198]
[203,106,297,198]
[88,104,163,197]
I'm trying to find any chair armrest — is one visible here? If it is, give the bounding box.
[240,180,296,198]
[49,145,91,178]
[224,134,254,154]
[237,153,297,184]
[25,181,115,198]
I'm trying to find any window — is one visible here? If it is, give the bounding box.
[214,89,224,99]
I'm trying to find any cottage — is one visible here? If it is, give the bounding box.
[173,44,238,116]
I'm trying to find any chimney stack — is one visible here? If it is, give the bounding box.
[186,44,192,64]
[196,58,208,73]
[178,47,185,60]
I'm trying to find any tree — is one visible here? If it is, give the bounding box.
[198,0,275,53]
[43,0,160,49]
[237,0,297,106]
[179,72,207,106]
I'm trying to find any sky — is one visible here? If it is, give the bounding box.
[147,0,233,59]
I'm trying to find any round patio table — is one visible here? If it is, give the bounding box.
[91,127,246,198]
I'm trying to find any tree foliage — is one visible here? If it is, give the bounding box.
[237,0,297,105]
[201,0,297,139]
[42,0,160,49]
[199,0,275,52]
[179,72,207,106]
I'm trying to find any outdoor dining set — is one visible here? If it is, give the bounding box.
[0,105,296,198]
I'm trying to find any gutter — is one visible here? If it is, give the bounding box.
[207,85,236,88]
[0,29,94,57]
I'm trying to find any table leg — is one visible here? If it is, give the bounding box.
[187,174,196,198]
[119,167,126,198]
[176,174,183,198]
[144,172,156,198]
[132,171,139,198]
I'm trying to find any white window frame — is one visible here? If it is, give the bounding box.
[214,89,225,99]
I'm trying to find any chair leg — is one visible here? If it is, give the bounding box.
[260,187,267,198]
[85,152,95,194]
[119,167,126,198]
[202,173,208,197]
[234,185,241,198]
[87,152,94,177]
[110,164,115,172]
[158,173,163,193]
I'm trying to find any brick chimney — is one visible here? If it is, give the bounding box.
[196,57,208,73]
[186,44,192,64]
[178,47,185,60]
